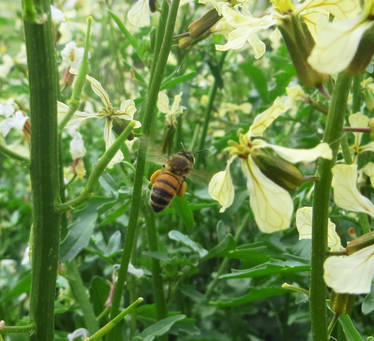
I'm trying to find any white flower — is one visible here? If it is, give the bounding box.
[64,76,141,168]
[324,244,374,294]
[61,42,84,74]
[0,55,14,78]
[128,263,144,278]
[157,91,184,127]
[296,206,343,251]
[208,96,332,233]
[127,0,151,27]
[50,5,65,24]
[67,328,89,341]
[0,101,28,137]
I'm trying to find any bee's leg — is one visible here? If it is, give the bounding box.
[150,169,161,184]
[177,182,187,197]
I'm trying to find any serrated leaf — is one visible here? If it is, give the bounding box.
[60,201,101,262]
[338,314,363,341]
[210,287,287,308]
[168,230,208,258]
[136,314,186,341]
[201,234,235,262]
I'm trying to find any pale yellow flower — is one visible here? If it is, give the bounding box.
[127,0,151,27]
[208,96,332,233]
[332,164,374,218]
[308,0,374,74]
[157,91,184,127]
[295,206,343,251]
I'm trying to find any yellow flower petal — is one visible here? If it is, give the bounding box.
[308,15,373,74]
[324,244,374,294]
[249,97,288,137]
[242,157,293,233]
[208,158,235,212]
[296,207,342,251]
[349,112,369,146]
[332,164,374,217]
[362,162,374,187]
[254,140,332,163]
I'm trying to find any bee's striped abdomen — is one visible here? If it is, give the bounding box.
[150,173,180,212]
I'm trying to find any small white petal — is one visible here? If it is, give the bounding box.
[128,263,144,278]
[69,131,86,159]
[324,244,374,294]
[0,119,13,137]
[104,120,123,168]
[208,157,235,213]
[332,164,374,217]
[86,75,111,108]
[296,207,342,251]
[12,111,28,130]
[127,0,151,27]
[254,141,332,163]
[50,5,65,24]
[243,157,293,233]
[157,91,171,114]
[67,328,89,341]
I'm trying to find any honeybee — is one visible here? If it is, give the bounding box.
[150,151,195,212]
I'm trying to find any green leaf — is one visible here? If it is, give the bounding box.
[210,287,288,308]
[200,234,236,262]
[0,272,31,305]
[362,288,374,315]
[161,72,197,90]
[136,314,186,341]
[104,231,122,257]
[173,196,195,229]
[241,62,268,102]
[89,276,110,316]
[338,314,363,341]
[60,201,101,262]
[219,262,310,279]
[168,230,208,258]
[227,246,271,265]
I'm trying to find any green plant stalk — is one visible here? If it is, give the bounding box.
[196,53,225,168]
[109,0,181,328]
[59,17,92,131]
[65,261,99,335]
[56,121,135,211]
[0,324,35,335]
[206,213,249,298]
[340,136,352,164]
[85,298,143,341]
[144,206,168,321]
[23,1,61,340]
[310,72,351,341]
[327,313,339,337]
[0,143,30,165]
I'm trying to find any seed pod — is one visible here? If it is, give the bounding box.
[251,149,307,191]
[330,292,355,315]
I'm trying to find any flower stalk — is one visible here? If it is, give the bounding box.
[0,143,30,165]
[23,0,61,339]
[310,72,351,341]
[0,324,35,335]
[108,0,181,336]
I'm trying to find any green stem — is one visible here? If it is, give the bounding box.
[23,1,61,340]
[359,214,371,234]
[206,213,249,298]
[64,261,99,335]
[0,324,35,335]
[56,121,135,211]
[351,75,362,112]
[327,313,339,337]
[109,0,181,330]
[0,143,30,165]
[196,53,226,168]
[144,206,168,322]
[85,298,143,341]
[310,72,351,341]
[340,135,352,164]
[59,17,92,131]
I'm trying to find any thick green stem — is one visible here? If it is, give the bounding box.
[23,1,61,340]
[310,72,351,341]
[196,53,225,168]
[56,121,135,211]
[85,298,143,341]
[108,0,181,334]
[0,143,30,165]
[144,206,168,322]
[64,261,99,335]
[206,213,249,298]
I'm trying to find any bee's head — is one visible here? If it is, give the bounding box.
[166,151,194,176]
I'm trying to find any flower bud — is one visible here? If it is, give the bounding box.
[369,118,374,140]
[251,149,306,191]
[188,9,221,39]
[330,291,355,315]
[346,231,374,255]
[278,15,328,87]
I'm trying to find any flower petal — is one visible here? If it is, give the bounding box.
[296,206,342,251]
[242,156,293,233]
[254,141,332,163]
[363,162,374,187]
[157,90,170,114]
[332,164,374,217]
[324,244,374,294]
[104,119,123,168]
[208,157,235,213]
[127,0,151,27]
[70,131,86,159]
[249,97,288,137]
[86,75,111,108]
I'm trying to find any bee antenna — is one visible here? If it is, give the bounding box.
[180,142,186,151]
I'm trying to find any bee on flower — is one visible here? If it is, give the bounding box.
[208,96,332,233]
